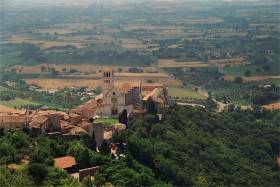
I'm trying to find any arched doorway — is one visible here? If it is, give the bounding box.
[111,107,118,115]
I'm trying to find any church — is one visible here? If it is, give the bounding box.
[73,68,169,118]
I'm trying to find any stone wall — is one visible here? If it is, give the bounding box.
[79,166,100,181]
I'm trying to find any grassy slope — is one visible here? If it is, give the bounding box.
[168,86,206,99]
[0,97,40,108]
[95,118,119,125]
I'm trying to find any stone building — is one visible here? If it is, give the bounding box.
[73,68,169,118]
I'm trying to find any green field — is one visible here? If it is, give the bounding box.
[0,44,24,69]
[223,61,280,76]
[0,97,40,108]
[94,118,119,125]
[168,86,206,99]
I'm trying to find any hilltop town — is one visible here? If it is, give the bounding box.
[0,0,279,186]
[0,67,168,146]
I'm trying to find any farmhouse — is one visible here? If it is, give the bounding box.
[73,68,169,117]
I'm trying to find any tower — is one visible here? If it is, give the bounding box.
[101,68,114,90]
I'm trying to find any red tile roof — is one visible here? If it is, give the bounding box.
[54,156,77,169]
[116,82,140,93]
[0,114,27,124]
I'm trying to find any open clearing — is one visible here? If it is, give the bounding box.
[158,59,211,68]
[168,86,206,99]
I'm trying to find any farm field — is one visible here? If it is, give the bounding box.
[209,57,249,68]
[25,75,181,91]
[1,35,85,49]
[168,86,206,99]
[223,61,280,76]
[223,75,280,82]
[158,59,211,68]
[119,38,149,49]
[32,23,96,35]
[0,98,40,109]
[0,104,24,113]
[25,79,101,91]
[9,64,160,74]
[1,32,115,50]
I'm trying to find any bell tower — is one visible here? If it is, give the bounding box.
[101,68,114,90]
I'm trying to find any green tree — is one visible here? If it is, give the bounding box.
[80,133,96,150]
[244,69,251,77]
[100,140,110,155]
[27,163,48,184]
[145,97,157,115]
[234,76,243,84]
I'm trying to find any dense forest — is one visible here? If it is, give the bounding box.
[0,105,279,186]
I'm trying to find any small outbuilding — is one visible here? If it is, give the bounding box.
[53,156,77,173]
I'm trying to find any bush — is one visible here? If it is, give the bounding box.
[234,76,243,84]
[27,163,48,183]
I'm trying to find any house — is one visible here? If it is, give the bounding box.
[29,112,62,133]
[0,113,28,129]
[54,156,77,173]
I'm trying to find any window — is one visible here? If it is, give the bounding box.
[111,97,118,103]
[112,92,116,95]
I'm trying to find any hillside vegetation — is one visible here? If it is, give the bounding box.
[0,105,279,186]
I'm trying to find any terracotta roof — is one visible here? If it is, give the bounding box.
[32,115,48,124]
[60,120,87,134]
[37,110,66,116]
[79,121,91,132]
[0,114,27,124]
[143,87,168,104]
[54,156,77,169]
[142,83,164,87]
[74,98,97,112]
[116,82,140,93]
[143,87,161,101]
[69,126,87,134]
[102,67,113,72]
